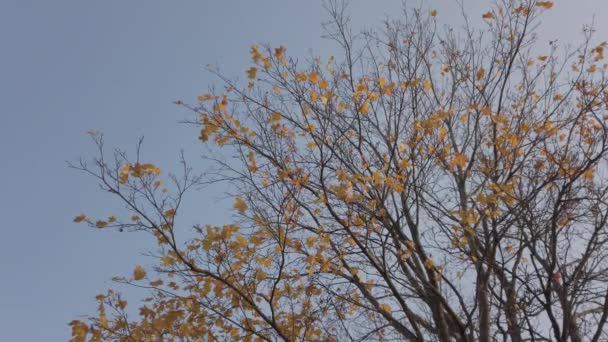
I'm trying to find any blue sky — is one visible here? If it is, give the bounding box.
[0,1,606,340]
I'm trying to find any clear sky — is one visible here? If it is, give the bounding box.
[0,1,606,340]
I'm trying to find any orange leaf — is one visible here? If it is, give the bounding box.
[536,1,554,9]
[482,11,495,19]
[246,67,258,80]
[73,214,87,223]
[133,265,146,280]
[476,67,485,80]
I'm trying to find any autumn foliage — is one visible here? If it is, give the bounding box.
[71,1,608,341]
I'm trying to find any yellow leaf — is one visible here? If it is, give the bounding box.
[430,9,438,17]
[133,265,146,280]
[119,164,130,184]
[197,94,215,102]
[476,67,485,80]
[309,72,320,84]
[353,216,365,227]
[296,72,308,82]
[378,304,392,313]
[164,209,176,218]
[439,127,448,141]
[536,1,554,9]
[269,112,283,123]
[372,171,383,186]
[582,168,595,181]
[99,304,109,329]
[423,80,432,93]
[234,196,248,214]
[274,46,286,63]
[360,102,370,114]
[337,102,346,113]
[256,256,272,267]
[149,279,163,286]
[480,106,492,116]
[95,220,108,229]
[250,45,262,63]
[320,94,329,105]
[69,320,89,342]
[310,90,319,102]
[246,67,257,79]
[305,236,316,248]
[378,77,386,89]
[449,152,468,169]
[319,79,329,90]
[247,151,258,173]
[235,234,248,248]
[273,86,281,95]
[73,214,87,223]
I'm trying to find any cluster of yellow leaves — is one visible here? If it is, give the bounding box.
[449,152,468,169]
[199,114,221,142]
[74,214,120,229]
[201,224,242,252]
[118,163,161,184]
[250,45,271,69]
[73,13,608,341]
[69,320,89,342]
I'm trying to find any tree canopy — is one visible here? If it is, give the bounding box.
[71,1,608,341]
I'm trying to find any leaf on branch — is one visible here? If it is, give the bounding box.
[133,265,146,281]
[482,11,495,19]
[536,1,554,9]
[73,214,87,223]
[476,67,485,80]
[233,196,248,214]
[423,80,432,92]
[246,67,258,80]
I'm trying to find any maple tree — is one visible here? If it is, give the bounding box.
[71,1,608,341]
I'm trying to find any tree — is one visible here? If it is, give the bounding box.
[71,1,608,340]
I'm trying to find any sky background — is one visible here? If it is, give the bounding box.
[0,0,606,340]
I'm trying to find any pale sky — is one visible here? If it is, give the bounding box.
[0,1,606,340]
